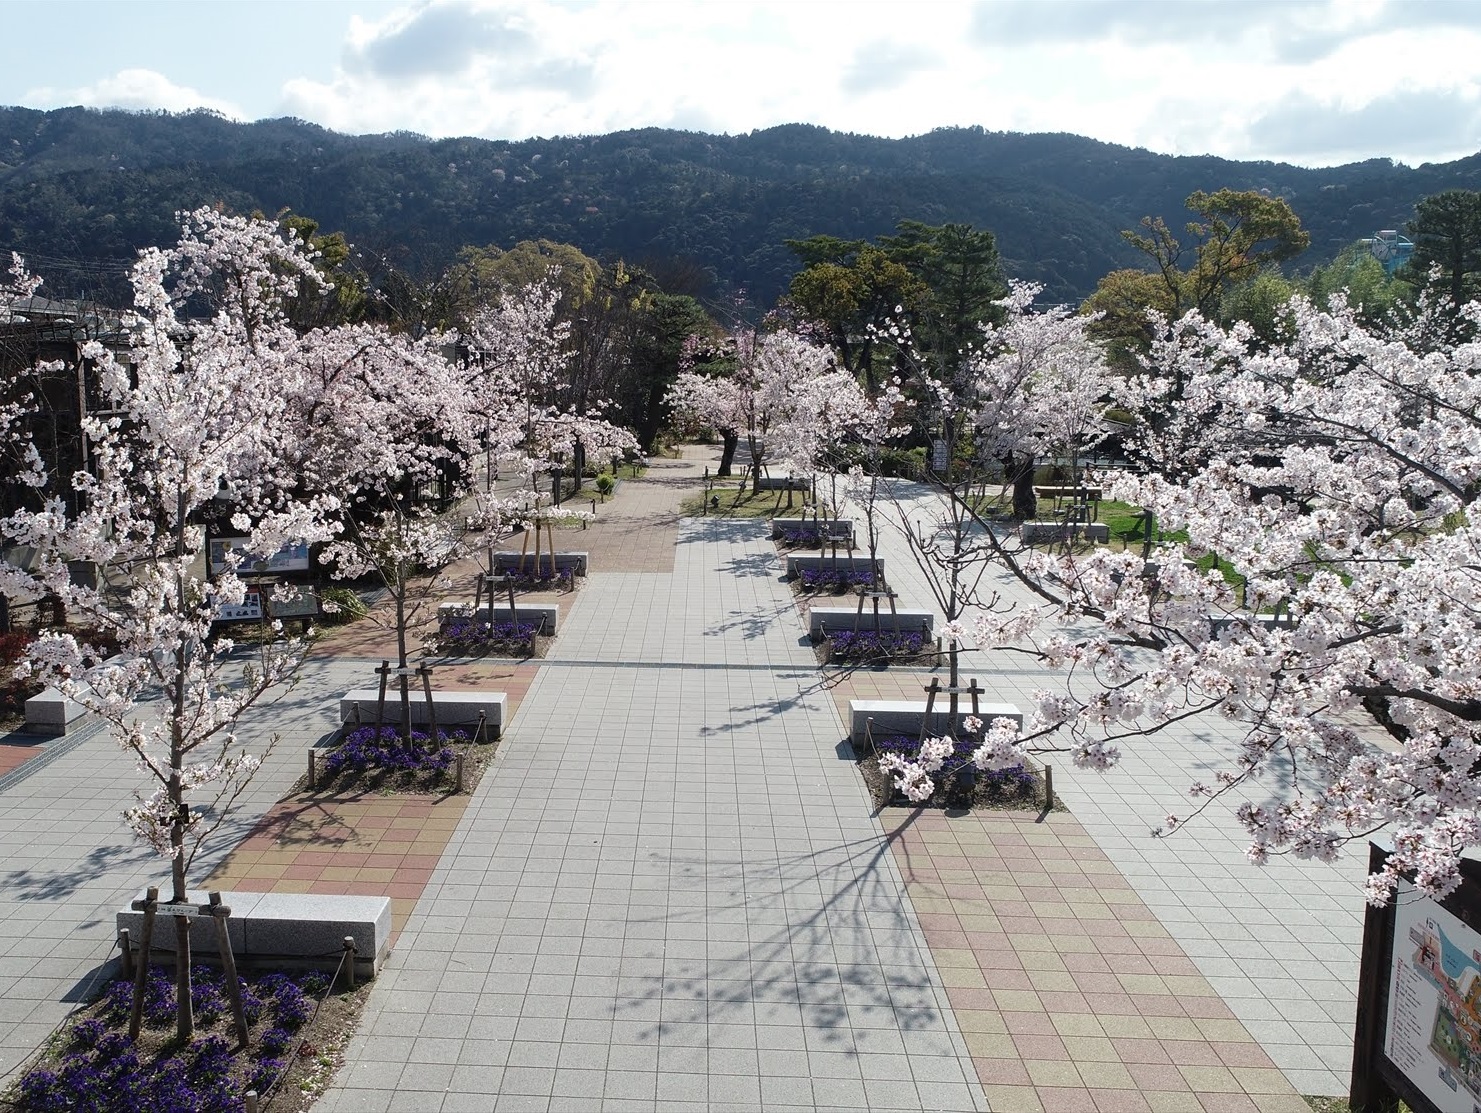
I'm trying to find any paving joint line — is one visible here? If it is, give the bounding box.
[0,718,107,796]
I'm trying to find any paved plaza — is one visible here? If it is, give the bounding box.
[0,449,1367,1110]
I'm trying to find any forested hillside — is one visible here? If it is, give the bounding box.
[3,106,1479,307]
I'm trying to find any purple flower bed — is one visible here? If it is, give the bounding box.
[500,568,574,592]
[779,526,851,547]
[873,733,1035,807]
[15,966,330,1112]
[797,568,876,592]
[827,628,925,661]
[323,725,463,776]
[441,618,538,656]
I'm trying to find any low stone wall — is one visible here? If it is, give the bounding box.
[785,554,882,578]
[339,689,507,735]
[1020,521,1110,545]
[808,607,933,640]
[23,687,89,736]
[847,699,1023,747]
[772,517,855,543]
[490,551,588,576]
[439,601,559,635]
[117,889,392,979]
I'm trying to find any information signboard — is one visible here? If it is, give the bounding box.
[1385,879,1481,1108]
[1352,842,1481,1113]
[208,538,310,575]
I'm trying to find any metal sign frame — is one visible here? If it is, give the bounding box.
[1352,841,1481,1113]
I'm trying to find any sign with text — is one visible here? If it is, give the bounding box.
[208,538,310,575]
[1386,879,1481,1109]
[154,903,200,918]
[1352,842,1481,1113]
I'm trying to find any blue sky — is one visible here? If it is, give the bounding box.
[3,0,1479,167]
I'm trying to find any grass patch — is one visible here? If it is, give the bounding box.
[681,484,809,519]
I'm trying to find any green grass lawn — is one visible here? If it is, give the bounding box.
[681,482,813,519]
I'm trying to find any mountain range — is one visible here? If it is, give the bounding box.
[3,106,1478,308]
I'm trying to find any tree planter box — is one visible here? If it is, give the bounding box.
[848,699,1023,747]
[1020,521,1110,544]
[339,689,507,735]
[772,518,855,544]
[439,600,558,635]
[809,607,933,640]
[785,554,881,578]
[491,551,588,577]
[117,889,391,980]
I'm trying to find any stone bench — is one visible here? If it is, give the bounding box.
[439,601,559,635]
[785,554,882,579]
[772,518,855,544]
[809,607,933,640]
[848,699,1023,747]
[755,476,810,492]
[491,551,588,577]
[1020,521,1110,545]
[23,686,90,736]
[117,889,391,979]
[340,689,507,736]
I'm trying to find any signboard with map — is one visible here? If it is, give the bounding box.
[208,538,310,575]
[1353,842,1481,1113]
[1386,879,1481,1110]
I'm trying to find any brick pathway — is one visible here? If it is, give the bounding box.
[0,737,46,778]
[884,810,1308,1113]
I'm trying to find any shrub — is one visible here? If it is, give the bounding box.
[318,586,368,625]
[594,473,615,498]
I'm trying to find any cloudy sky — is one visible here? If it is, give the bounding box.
[4,0,1479,168]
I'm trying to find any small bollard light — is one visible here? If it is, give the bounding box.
[710,495,720,510]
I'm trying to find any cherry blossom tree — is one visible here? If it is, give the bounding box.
[666,328,837,494]
[0,208,335,1040]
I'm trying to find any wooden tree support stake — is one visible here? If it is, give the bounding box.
[307,749,316,791]
[209,892,250,1047]
[343,937,358,991]
[128,886,158,1041]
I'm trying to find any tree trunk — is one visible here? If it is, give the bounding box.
[1009,454,1037,521]
[394,575,412,740]
[716,432,738,477]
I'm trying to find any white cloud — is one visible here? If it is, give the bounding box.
[24,68,244,119]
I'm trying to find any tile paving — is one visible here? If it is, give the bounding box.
[0,449,1369,1109]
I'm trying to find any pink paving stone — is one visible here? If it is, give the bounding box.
[1129,994,1189,1018]
[1068,971,1126,994]
[916,912,964,933]
[1196,1094,1261,1113]
[1103,953,1157,975]
[1111,1038,1174,1064]
[985,969,1036,991]
[1004,1012,1059,1036]
[946,987,998,1010]
[1034,1086,1100,1112]
[1090,1088,1153,1113]
[922,927,970,949]
[997,915,1044,934]
[1036,990,1093,1014]
[974,1058,1033,1087]
[1180,997,1239,1020]
[1126,1062,1193,1092]
[1012,1033,1071,1061]
[1082,992,1140,1016]
[1159,1039,1224,1067]
[1063,952,1114,973]
[1211,1042,1275,1069]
